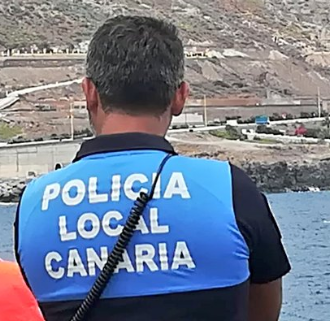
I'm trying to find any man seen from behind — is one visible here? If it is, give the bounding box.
[15,16,291,321]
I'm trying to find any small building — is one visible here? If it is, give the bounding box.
[72,101,87,117]
[171,113,203,126]
[34,99,68,111]
[72,101,87,110]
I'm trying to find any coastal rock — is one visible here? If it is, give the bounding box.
[240,160,330,193]
[0,178,26,203]
[1,160,330,203]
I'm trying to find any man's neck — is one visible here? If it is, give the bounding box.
[98,113,168,137]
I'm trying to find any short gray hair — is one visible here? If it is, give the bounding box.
[86,16,185,116]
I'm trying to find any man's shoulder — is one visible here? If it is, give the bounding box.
[22,164,77,198]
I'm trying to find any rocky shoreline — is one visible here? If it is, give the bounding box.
[241,160,330,193]
[0,160,329,203]
[0,178,26,203]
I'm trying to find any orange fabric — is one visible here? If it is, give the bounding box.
[0,260,44,321]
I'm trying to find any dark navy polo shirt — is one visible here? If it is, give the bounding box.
[14,133,291,321]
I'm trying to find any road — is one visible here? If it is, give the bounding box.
[0,54,85,62]
[0,116,325,149]
[0,75,326,146]
[0,96,19,111]
[167,116,326,134]
[242,128,330,144]
[11,78,82,96]
[0,78,82,111]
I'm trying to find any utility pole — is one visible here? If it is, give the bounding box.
[171,0,174,11]
[203,95,208,126]
[70,102,74,140]
[317,87,321,117]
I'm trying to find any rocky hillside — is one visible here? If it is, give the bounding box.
[2,0,330,97]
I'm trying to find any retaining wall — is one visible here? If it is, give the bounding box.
[0,140,81,178]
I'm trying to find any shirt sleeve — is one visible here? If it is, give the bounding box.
[230,163,291,284]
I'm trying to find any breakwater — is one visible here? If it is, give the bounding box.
[1,160,330,203]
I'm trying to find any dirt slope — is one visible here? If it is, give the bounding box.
[2,0,330,97]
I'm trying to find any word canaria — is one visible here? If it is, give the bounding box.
[42,172,190,211]
[45,242,196,279]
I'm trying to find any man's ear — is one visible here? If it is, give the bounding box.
[82,77,99,113]
[171,81,189,116]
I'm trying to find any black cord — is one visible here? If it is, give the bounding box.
[70,153,174,321]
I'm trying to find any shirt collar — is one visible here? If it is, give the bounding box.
[73,132,176,162]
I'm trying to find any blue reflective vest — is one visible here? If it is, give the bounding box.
[17,150,249,302]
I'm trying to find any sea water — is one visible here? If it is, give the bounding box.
[1,192,330,321]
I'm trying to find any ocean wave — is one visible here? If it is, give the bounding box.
[0,202,17,207]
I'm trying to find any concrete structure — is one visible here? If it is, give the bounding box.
[0,140,81,178]
[186,104,320,121]
[242,129,324,144]
[171,113,204,126]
